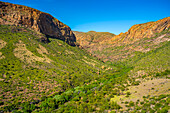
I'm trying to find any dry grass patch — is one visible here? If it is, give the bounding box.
[128,78,170,97]
[111,78,170,110]
[13,41,52,63]
[0,39,7,59]
[0,39,7,49]
[37,44,49,55]
[65,50,75,55]
[82,59,96,67]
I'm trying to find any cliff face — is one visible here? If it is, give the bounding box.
[109,17,170,44]
[0,1,76,46]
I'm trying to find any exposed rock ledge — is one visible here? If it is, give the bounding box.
[0,1,76,46]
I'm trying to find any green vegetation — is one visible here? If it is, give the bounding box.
[0,25,170,112]
[123,94,170,112]
[0,25,125,112]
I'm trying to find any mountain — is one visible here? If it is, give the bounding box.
[0,1,76,45]
[0,2,170,113]
[74,31,115,48]
[75,17,170,62]
[109,17,170,44]
[74,18,170,113]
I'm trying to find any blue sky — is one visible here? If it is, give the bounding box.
[2,0,170,34]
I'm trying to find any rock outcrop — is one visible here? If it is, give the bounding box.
[0,1,76,46]
[109,17,170,44]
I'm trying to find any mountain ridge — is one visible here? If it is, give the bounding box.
[0,1,76,45]
[75,17,170,46]
[110,17,170,43]
[74,17,170,62]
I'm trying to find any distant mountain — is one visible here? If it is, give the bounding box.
[0,1,76,45]
[74,31,115,48]
[75,17,170,62]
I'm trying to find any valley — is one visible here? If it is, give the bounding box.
[0,1,170,113]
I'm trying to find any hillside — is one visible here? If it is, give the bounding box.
[0,25,121,112]
[0,1,170,113]
[0,25,169,113]
[75,17,170,63]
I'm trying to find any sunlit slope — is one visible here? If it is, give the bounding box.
[0,25,169,112]
[75,17,170,63]
[0,25,118,111]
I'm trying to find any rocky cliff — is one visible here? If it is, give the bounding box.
[0,1,76,46]
[109,17,170,44]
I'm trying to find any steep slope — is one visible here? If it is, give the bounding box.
[75,17,170,62]
[109,17,170,44]
[128,41,170,77]
[0,1,76,45]
[0,25,119,112]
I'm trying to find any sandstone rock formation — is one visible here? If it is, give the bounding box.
[0,1,76,46]
[109,17,170,44]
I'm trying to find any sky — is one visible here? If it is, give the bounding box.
[2,0,170,35]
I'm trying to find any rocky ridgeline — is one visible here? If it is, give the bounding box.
[74,17,170,62]
[0,1,76,46]
[107,17,170,44]
[75,17,170,47]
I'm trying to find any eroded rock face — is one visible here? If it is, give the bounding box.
[109,17,170,44]
[0,1,76,46]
